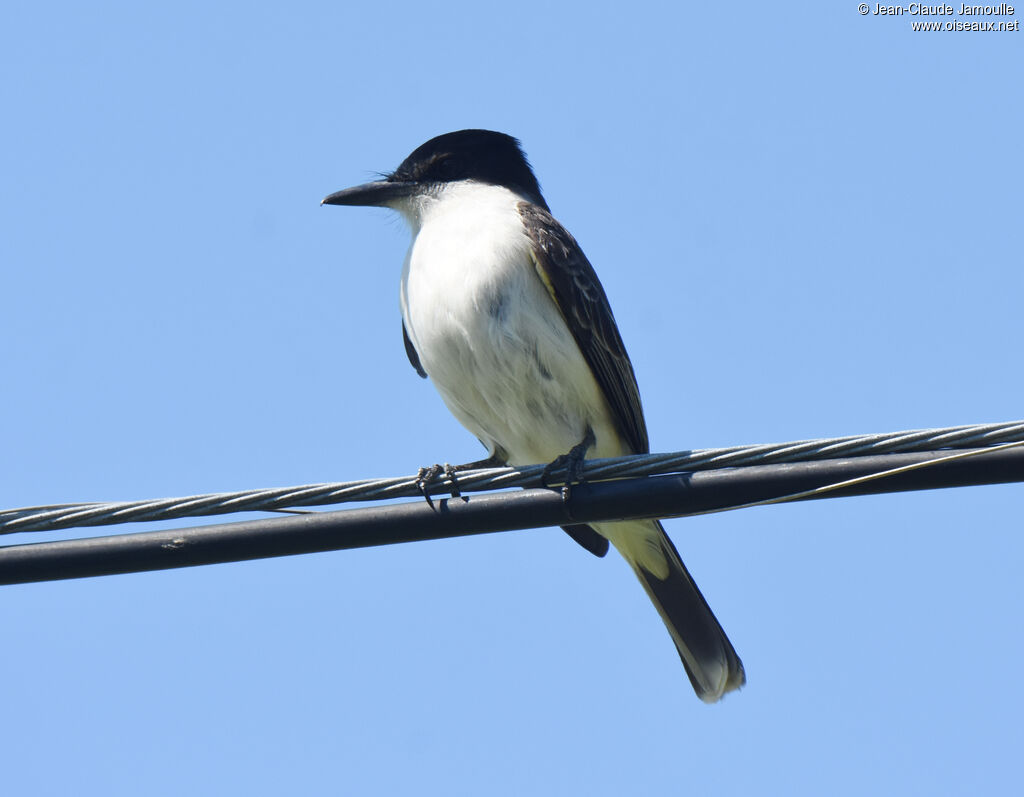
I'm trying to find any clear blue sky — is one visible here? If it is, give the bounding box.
[2,2,1021,794]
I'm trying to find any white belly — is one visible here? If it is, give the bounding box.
[398,190,624,466]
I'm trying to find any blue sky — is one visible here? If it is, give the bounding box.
[2,2,1021,794]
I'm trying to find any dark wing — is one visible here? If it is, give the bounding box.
[518,202,648,455]
[562,524,610,557]
[403,320,428,379]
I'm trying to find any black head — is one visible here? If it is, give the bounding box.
[322,129,548,211]
[391,130,547,208]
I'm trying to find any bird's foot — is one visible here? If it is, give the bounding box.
[416,462,462,504]
[541,427,596,494]
[417,452,508,506]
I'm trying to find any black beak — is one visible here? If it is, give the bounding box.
[321,180,417,208]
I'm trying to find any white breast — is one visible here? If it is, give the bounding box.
[396,182,624,465]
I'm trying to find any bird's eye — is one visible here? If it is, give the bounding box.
[431,155,458,180]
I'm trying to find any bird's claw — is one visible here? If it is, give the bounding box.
[415,462,462,505]
[541,428,595,493]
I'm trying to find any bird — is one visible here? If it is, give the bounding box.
[322,129,744,702]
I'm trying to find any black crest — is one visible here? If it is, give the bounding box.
[389,129,549,210]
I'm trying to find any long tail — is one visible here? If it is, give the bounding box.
[595,518,745,702]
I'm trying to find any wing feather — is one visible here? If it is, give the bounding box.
[518,202,648,455]
[402,320,428,379]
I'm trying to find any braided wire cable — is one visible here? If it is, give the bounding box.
[3,420,1022,535]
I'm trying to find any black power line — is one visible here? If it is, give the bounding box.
[2,446,1021,586]
[5,419,1022,535]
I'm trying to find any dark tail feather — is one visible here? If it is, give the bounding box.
[626,521,745,702]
